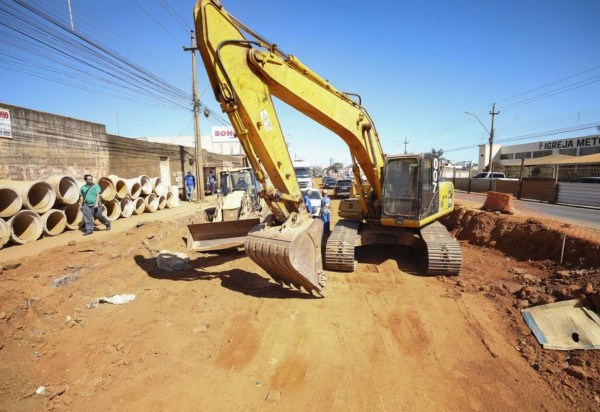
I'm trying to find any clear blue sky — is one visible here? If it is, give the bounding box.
[2,0,599,167]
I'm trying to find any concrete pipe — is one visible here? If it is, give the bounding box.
[40,209,67,236]
[8,210,43,244]
[98,177,116,202]
[46,175,79,205]
[124,178,142,199]
[157,195,167,210]
[59,203,83,230]
[107,175,128,199]
[144,193,158,213]
[132,197,145,215]
[153,183,168,197]
[0,218,9,249]
[139,175,152,195]
[120,197,134,218]
[104,199,121,222]
[150,177,161,188]
[0,180,56,215]
[0,186,22,218]
[168,186,180,207]
[165,192,176,208]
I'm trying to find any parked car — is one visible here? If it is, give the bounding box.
[301,188,322,217]
[473,172,507,179]
[334,179,352,197]
[322,177,336,189]
[570,177,600,184]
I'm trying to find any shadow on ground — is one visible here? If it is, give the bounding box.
[134,252,318,300]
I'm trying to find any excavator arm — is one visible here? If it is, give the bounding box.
[194,0,385,220]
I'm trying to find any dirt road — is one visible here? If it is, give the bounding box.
[0,197,598,411]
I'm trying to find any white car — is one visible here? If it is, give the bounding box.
[301,188,322,217]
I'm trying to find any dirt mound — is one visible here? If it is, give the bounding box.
[441,206,600,268]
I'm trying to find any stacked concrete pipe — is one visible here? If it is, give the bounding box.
[46,175,79,205]
[132,197,145,215]
[0,185,22,218]
[0,180,56,215]
[0,218,9,249]
[124,178,142,199]
[104,199,121,221]
[168,186,180,207]
[59,203,83,230]
[157,195,167,210]
[144,193,158,213]
[154,183,168,197]
[119,197,134,218]
[8,210,43,244]
[150,177,161,188]
[40,209,67,236]
[98,177,116,202]
[107,175,128,199]
[166,192,176,208]
[139,175,152,195]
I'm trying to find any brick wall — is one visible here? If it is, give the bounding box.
[0,103,242,186]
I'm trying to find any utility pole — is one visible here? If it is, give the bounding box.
[183,30,205,202]
[487,103,500,175]
[67,0,74,31]
[403,138,409,154]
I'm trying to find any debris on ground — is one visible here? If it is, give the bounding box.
[87,294,136,309]
[522,299,600,350]
[156,250,191,271]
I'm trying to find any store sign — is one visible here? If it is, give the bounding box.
[211,126,237,143]
[0,108,11,139]
[539,136,600,150]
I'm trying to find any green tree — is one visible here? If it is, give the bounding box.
[330,162,344,173]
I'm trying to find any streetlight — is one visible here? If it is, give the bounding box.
[464,103,499,176]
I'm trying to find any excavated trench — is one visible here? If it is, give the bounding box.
[440,206,600,268]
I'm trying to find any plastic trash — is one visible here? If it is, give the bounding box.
[87,294,136,309]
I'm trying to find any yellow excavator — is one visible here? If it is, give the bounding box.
[193,0,461,295]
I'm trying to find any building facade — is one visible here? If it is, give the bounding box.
[478,135,600,170]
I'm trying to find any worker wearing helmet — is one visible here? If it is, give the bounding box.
[320,189,331,234]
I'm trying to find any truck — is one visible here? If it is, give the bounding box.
[194,0,461,295]
[293,160,312,189]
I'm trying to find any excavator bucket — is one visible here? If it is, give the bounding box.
[186,218,260,252]
[245,216,326,294]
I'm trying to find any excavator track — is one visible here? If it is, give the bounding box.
[419,221,462,275]
[324,219,360,272]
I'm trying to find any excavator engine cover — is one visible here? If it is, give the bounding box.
[245,215,326,294]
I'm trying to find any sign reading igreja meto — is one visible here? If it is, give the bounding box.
[539,136,600,150]
[0,108,11,139]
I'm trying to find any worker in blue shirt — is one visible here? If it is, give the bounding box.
[303,189,313,214]
[320,189,331,234]
[185,171,196,202]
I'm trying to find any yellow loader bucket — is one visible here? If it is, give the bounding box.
[245,215,326,295]
[186,218,260,252]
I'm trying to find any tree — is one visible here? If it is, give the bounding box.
[431,148,444,157]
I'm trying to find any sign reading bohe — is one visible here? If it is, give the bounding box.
[0,108,12,139]
[211,126,237,143]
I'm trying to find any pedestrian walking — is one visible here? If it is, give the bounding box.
[320,189,331,234]
[185,171,196,202]
[79,174,111,236]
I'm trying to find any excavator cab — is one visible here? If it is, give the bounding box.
[382,153,450,227]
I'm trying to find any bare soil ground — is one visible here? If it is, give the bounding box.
[0,195,599,411]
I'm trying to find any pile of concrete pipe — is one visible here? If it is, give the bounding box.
[0,174,179,249]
